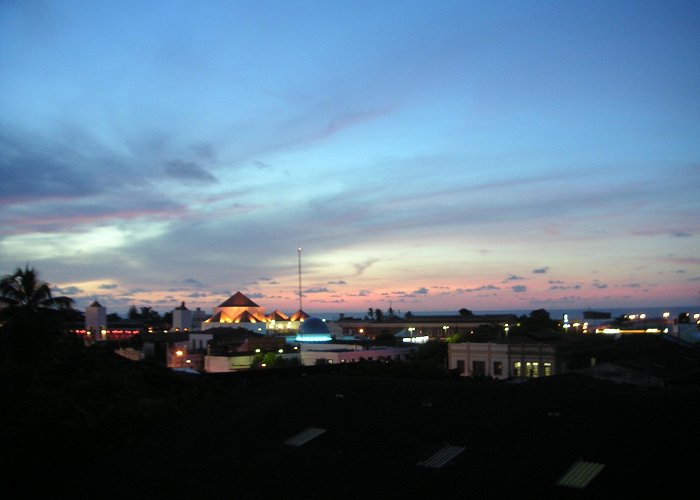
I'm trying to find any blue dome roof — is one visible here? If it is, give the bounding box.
[299,317,330,335]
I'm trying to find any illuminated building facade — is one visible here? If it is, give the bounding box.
[202,291,268,333]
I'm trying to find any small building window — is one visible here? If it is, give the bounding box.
[456,360,465,374]
[493,361,503,376]
[513,361,522,377]
[543,362,552,376]
[472,361,486,376]
[526,362,539,378]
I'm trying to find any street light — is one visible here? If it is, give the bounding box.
[174,349,184,367]
[442,325,449,337]
[408,327,415,343]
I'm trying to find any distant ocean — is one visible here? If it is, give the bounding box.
[312,305,700,322]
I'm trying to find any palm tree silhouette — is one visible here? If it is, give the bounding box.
[0,265,74,323]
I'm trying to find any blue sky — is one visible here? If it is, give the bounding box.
[1,0,699,316]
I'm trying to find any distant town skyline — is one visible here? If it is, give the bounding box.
[1,1,699,315]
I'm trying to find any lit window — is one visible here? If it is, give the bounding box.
[513,361,522,377]
[526,362,539,378]
[543,363,552,376]
[493,361,503,376]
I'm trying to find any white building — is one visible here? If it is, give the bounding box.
[448,341,556,379]
[85,300,107,334]
[448,342,510,379]
[171,302,193,331]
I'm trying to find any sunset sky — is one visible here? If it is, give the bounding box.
[1,0,699,316]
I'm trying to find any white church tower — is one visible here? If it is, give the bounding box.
[85,300,107,336]
[172,301,193,331]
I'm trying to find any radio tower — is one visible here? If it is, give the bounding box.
[298,247,303,312]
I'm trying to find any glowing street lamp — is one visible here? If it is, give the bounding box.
[442,325,449,337]
[408,327,415,343]
[174,349,184,367]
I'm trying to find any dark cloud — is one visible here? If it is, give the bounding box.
[171,278,205,287]
[512,285,527,293]
[549,284,581,290]
[164,159,217,182]
[412,287,429,295]
[191,143,216,162]
[532,267,549,274]
[254,160,273,169]
[328,280,347,285]
[247,292,265,299]
[0,128,104,202]
[184,278,205,286]
[99,283,118,289]
[187,292,207,298]
[672,231,692,237]
[457,284,500,293]
[593,283,608,289]
[304,287,330,293]
[53,285,83,295]
[354,258,379,276]
[504,275,525,282]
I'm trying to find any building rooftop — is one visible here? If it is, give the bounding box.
[216,291,261,308]
[57,366,700,499]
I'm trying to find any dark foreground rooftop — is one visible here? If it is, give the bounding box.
[53,369,700,500]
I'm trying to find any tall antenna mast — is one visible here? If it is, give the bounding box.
[298,247,303,311]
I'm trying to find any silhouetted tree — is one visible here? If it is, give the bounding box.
[458,308,473,317]
[510,309,559,336]
[107,312,122,323]
[0,265,81,369]
[128,305,139,320]
[0,265,74,322]
[374,308,384,322]
[366,307,374,320]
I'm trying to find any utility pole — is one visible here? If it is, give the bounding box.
[298,247,303,312]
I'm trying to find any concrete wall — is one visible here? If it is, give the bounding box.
[448,342,509,379]
[448,342,557,379]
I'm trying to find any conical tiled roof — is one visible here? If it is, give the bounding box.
[217,291,260,308]
[89,300,103,307]
[289,309,310,321]
[205,311,224,323]
[233,310,266,323]
[267,309,290,321]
